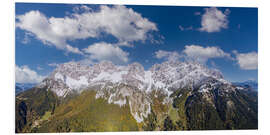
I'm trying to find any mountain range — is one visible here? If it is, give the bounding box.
[15,61,258,132]
[15,83,36,94]
[233,80,258,91]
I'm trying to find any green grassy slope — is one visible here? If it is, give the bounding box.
[36,90,138,132]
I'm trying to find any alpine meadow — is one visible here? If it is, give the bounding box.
[15,3,258,133]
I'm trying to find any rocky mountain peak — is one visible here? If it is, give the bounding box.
[93,61,117,73]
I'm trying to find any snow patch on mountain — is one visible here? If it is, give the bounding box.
[113,99,127,107]
[66,76,89,89]
[54,72,64,81]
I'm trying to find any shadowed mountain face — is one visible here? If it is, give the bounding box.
[15,61,258,133]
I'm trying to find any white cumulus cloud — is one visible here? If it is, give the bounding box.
[155,50,181,61]
[16,11,83,54]
[16,65,46,83]
[82,42,129,64]
[234,51,258,70]
[16,5,158,54]
[199,7,229,33]
[183,45,231,63]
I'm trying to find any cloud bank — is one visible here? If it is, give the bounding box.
[183,45,231,63]
[83,42,129,64]
[155,45,257,71]
[16,65,45,83]
[234,51,258,70]
[155,50,181,61]
[16,5,158,54]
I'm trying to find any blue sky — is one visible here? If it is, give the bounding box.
[15,3,258,83]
